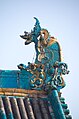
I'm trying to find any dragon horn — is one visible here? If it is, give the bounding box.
[34,17,40,25]
[32,17,41,37]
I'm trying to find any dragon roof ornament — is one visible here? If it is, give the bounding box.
[0,18,72,119]
[19,18,69,92]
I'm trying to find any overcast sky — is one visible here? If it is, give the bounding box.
[0,0,79,118]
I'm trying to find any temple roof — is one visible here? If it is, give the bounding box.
[0,95,54,119]
[0,18,72,119]
[0,88,72,119]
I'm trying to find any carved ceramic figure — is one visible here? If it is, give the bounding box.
[19,17,69,92]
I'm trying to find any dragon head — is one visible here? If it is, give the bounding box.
[20,17,41,45]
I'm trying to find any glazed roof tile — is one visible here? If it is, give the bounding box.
[0,96,55,119]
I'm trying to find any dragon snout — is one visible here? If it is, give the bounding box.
[20,31,29,39]
[20,34,28,39]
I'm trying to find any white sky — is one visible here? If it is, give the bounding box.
[0,0,79,118]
